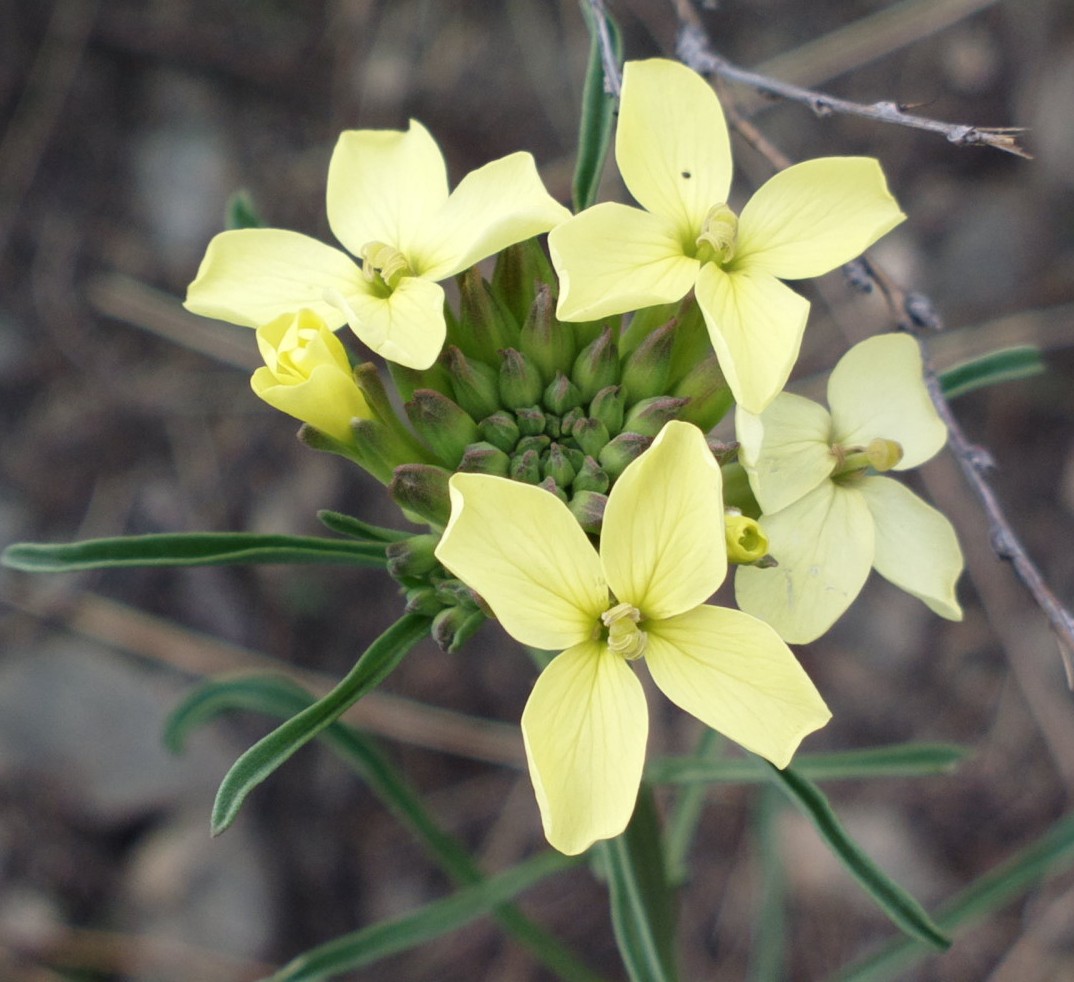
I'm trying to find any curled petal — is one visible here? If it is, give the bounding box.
[646,606,831,768]
[522,641,648,855]
[416,152,571,280]
[695,265,810,415]
[734,157,905,279]
[616,59,733,238]
[735,482,875,644]
[252,363,369,444]
[326,121,449,260]
[184,229,369,329]
[550,203,698,322]
[828,334,947,469]
[736,393,836,514]
[859,476,963,620]
[602,421,727,619]
[344,276,446,370]
[434,474,606,651]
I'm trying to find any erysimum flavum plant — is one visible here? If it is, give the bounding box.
[9,25,1070,981]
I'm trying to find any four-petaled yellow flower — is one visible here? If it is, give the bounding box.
[185,121,570,370]
[435,420,831,855]
[251,308,370,444]
[735,333,964,643]
[548,58,906,414]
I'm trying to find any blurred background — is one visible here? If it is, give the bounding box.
[2,0,1074,979]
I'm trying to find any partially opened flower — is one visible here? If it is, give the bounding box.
[185,121,570,370]
[549,58,905,413]
[435,420,830,854]
[251,308,370,443]
[735,333,964,643]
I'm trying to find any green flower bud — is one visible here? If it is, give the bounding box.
[404,586,443,617]
[456,266,517,364]
[516,434,551,455]
[405,389,479,468]
[515,405,547,437]
[509,448,541,484]
[519,284,575,384]
[445,345,501,421]
[572,326,619,403]
[620,319,675,403]
[493,237,555,327]
[388,359,453,404]
[457,441,511,476]
[542,442,576,487]
[560,406,584,437]
[543,371,584,416]
[572,417,610,459]
[478,411,520,453]
[538,476,569,503]
[623,395,690,437]
[598,432,653,480]
[389,464,452,527]
[674,353,733,430]
[432,604,486,653]
[588,384,624,435]
[572,456,610,494]
[499,348,544,409]
[386,533,441,579]
[568,490,608,533]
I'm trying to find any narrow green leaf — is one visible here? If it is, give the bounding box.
[168,675,606,982]
[268,850,581,982]
[664,728,723,885]
[1,532,387,573]
[939,345,1044,400]
[572,0,622,213]
[762,760,950,951]
[649,743,967,785]
[210,613,431,834]
[316,509,410,543]
[749,787,786,982]
[598,787,678,982]
[831,809,1074,982]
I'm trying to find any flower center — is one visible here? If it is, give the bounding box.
[831,437,904,481]
[601,601,647,660]
[360,241,413,293]
[694,203,739,266]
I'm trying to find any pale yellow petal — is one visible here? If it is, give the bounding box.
[326,121,449,259]
[858,476,963,620]
[549,203,698,322]
[735,482,875,644]
[184,229,369,328]
[601,421,727,619]
[695,264,810,415]
[736,393,836,514]
[733,157,905,278]
[251,363,369,443]
[828,334,947,469]
[616,59,733,238]
[343,276,446,370]
[646,606,831,768]
[415,152,572,280]
[522,640,647,855]
[435,474,606,650]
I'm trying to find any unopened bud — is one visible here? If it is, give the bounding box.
[724,512,769,565]
[386,533,440,580]
[674,353,733,430]
[519,284,575,383]
[572,456,610,494]
[538,475,569,503]
[509,448,541,484]
[623,396,690,437]
[445,345,501,422]
[568,490,608,533]
[389,464,452,527]
[598,432,653,480]
[620,320,675,403]
[478,411,520,453]
[405,389,478,468]
[572,327,619,402]
[543,371,584,415]
[432,604,486,653]
[588,384,624,435]
[457,441,511,476]
[516,434,550,456]
[499,348,544,409]
[542,442,576,487]
[404,586,443,617]
[572,417,610,459]
[456,267,517,363]
[493,238,555,327]
[515,406,547,437]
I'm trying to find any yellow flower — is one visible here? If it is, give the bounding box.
[251,309,370,443]
[185,121,570,370]
[735,333,964,643]
[548,58,906,414]
[435,421,830,855]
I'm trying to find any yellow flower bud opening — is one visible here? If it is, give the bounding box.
[601,602,647,660]
[725,511,769,564]
[694,203,739,266]
[360,241,413,292]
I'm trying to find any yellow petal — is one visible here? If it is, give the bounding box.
[695,264,810,415]
[601,421,727,619]
[827,334,947,469]
[646,606,831,768]
[521,640,647,855]
[184,229,370,328]
[735,482,874,643]
[858,476,963,620]
[549,203,698,322]
[733,157,905,279]
[616,59,733,239]
[416,152,572,280]
[736,393,836,514]
[252,362,369,443]
[326,121,449,260]
[343,276,446,370]
[434,474,606,650]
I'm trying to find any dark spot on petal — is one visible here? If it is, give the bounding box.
[681,170,692,179]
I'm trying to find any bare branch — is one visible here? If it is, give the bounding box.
[671,0,1030,159]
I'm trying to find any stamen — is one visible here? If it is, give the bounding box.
[695,203,739,265]
[602,602,647,660]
